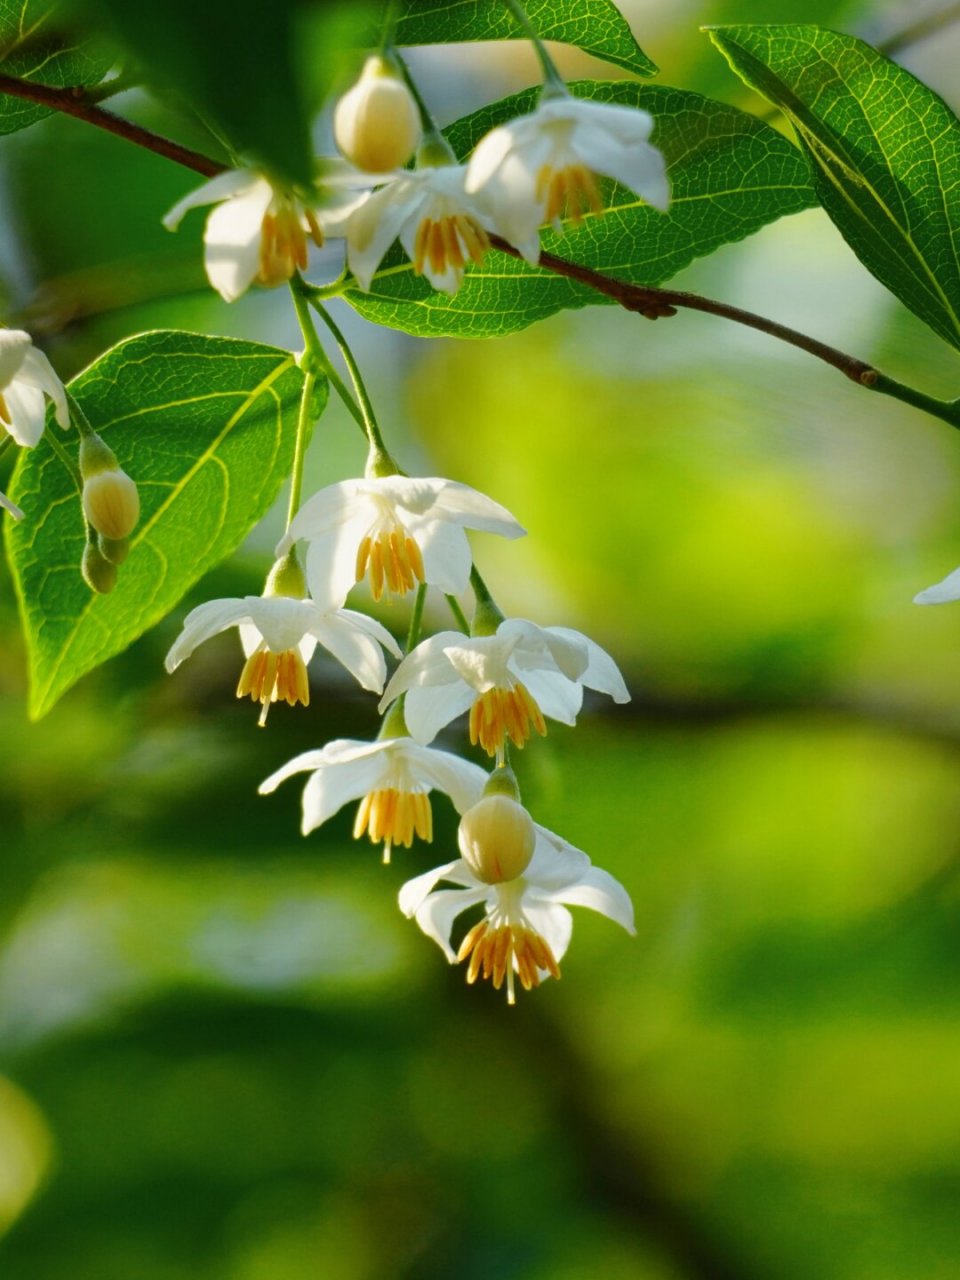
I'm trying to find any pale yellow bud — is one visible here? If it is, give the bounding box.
[82,468,140,541]
[334,56,421,173]
[458,794,536,885]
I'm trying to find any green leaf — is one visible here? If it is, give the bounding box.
[65,0,316,186]
[345,80,815,339]
[706,24,960,352]
[391,0,657,78]
[5,331,313,719]
[0,0,112,136]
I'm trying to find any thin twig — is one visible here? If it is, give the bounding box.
[0,74,222,177]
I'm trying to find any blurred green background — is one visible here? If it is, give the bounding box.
[3,1,960,1277]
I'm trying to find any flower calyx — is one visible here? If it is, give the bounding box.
[79,433,140,543]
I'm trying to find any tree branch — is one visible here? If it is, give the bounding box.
[2,69,959,431]
[0,74,222,177]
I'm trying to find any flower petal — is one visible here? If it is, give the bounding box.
[345,179,421,291]
[298,751,392,834]
[522,899,574,965]
[1,380,47,447]
[336,607,402,658]
[203,178,275,302]
[412,518,473,595]
[542,626,630,702]
[548,863,636,935]
[259,738,387,793]
[17,347,69,428]
[401,683,476,745]
[309,614,389,693]
[413,886,488,961]
[914,566,960,604]
[398,857,479,916]
[579,130,670,213]
[379,631,467,705]
[164,597,253,671]
[527,826,592,888]
[162,168,260,231]
[303,512,375,610]
[411,478,525,537]
[0,330,31,386]
[518,667,583,724]
[403,742,488,813]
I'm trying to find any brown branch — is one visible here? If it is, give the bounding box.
[2,69,959,429]
[491,235,877,385]
[0,74,222,177]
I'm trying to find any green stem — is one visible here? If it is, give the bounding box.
[445,593,470,633]
[286,369,316,527]
[308,298,391,457]
[868,373,960,430]
[380,0,401,52]
[0,434,13,462]
[83,70,141,104]
[391,49,455,160]
[501,0,566,91]
[470,565,506,636]
[66,390,95,438]
[290,277,367,438]
[405,582,427,654]
[45,427,82,493]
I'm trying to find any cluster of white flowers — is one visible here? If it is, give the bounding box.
[163,55,670,301]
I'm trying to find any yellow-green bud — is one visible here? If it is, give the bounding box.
[99,534,129,565]
[334,55,422,173]
[81,541,117,594]
[458,794,536,885]
[264,550,307,599]
[82,468,140,541]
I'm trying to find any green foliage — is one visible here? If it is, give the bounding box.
[391,0,658,77]
[5,332,313,719]
[708,24,960,352]
[346,80,816,338]
[0,0,111,135]
[66,0,327,187]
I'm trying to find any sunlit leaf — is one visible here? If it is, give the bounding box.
[346,80,815,338]
[5,331,314,719]
[707,24,960,351]
[390,0,658,77]
[0,0,111,135]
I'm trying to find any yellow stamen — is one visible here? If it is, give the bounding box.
[456,921,560,1004]
[411,213,490,282]
[353,787,434,862]
[536,162,604,227]
[236,645,310,726]
[258,205,311,288]
[468,682,547,758]
[355,529,425,601]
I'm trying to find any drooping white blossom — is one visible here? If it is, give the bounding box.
[259,735,487,860]
[0,329,70,521]
[400,802,635,1002]
[163,163,374,302]
[278,474,524,608]
[465,92,669,263]
[164,594,400,724]
[343,162,504,293]
[379,617,629,758]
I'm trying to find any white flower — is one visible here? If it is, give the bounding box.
[344,162,501,293]
[259,736,487,860]
[0,329,70,521]
[465,92,670,263]
[400,805,635,1003]
[914,567,960,605]
[164,593,401,725]
[379,618,629,759]
[278,474,524,608]
[163,163,374,302]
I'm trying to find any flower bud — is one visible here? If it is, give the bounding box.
[458,794,536,885]
[82,468,140,541]
[334,55,421,173]
[99,534,129,566]
[81,541,117,594]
